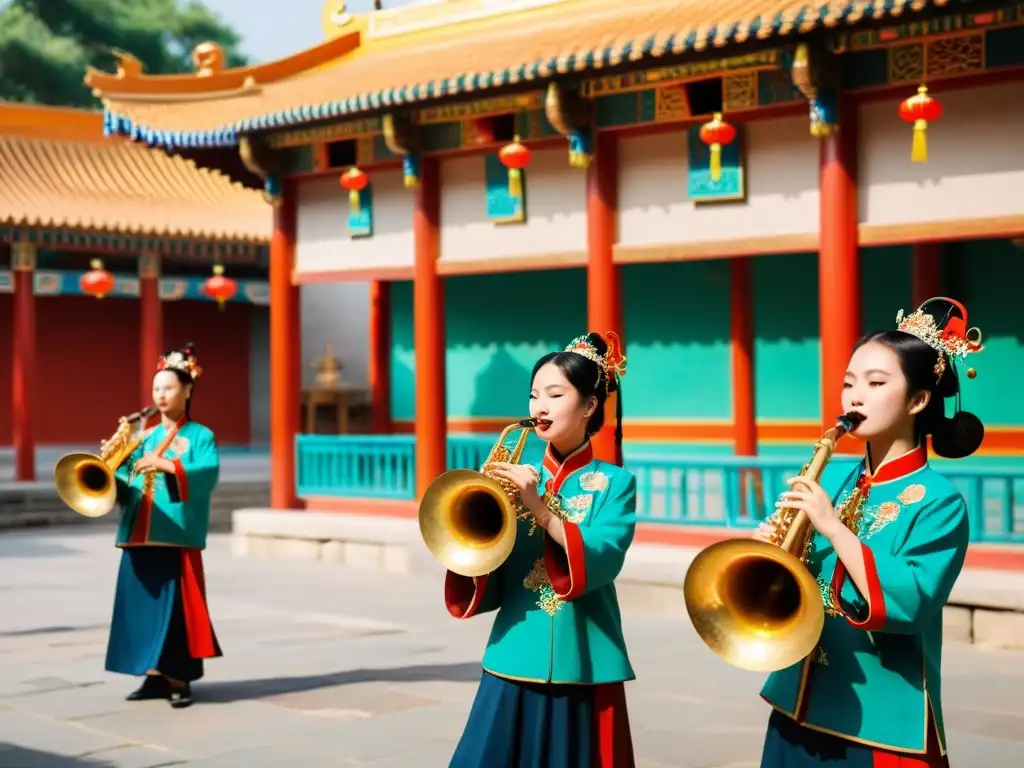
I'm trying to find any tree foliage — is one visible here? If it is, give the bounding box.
[0,0,249,107]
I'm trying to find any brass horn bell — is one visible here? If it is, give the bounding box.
[418,419,537,578]
[54,405,157,518]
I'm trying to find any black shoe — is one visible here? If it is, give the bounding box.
[126,675,169,701]
[169,683,193,709]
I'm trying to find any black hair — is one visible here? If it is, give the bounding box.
[154,343,197,419]
[855,301,983,459]
[531,332,623,460]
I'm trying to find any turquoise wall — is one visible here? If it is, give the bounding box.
[389,240,1023,446]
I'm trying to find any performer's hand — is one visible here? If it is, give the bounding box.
[134,453,173,475]
[486,462,543,511]
[777,477,842,539]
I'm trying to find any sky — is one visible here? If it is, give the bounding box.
[205,0,417,62]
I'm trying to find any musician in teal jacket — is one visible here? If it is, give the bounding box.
[447,332,637,768]
[104,344,222,709]
[757,298,984,767]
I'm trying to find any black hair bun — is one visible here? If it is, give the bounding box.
[931,410,984,459]
[586,332,608,356]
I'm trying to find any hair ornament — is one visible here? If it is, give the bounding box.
[896,296,982,380]
[156,344,203,381]
[564,331,627,394]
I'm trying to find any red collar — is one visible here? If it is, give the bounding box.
[542,441,594,495]
[859,443,927,489]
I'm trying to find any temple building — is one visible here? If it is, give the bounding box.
[1,101,271,481]
[81,0,1023,546]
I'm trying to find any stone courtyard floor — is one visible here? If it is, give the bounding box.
[0,528,1022,767]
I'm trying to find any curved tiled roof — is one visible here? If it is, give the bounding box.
[0,102,270,242]
[95,0,961,150]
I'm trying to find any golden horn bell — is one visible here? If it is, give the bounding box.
[419,418,538,578]
[682,412,864,672]
[54,405,158,518]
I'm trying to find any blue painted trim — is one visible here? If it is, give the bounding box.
[104,0,966,151]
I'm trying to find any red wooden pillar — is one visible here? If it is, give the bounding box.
[139,252,162,408]
[586,132,623,466]
[414,156,446,497]
[11,243,37,481]
[368,280,392,434]
[912,242,943,307]
[729,258,757,457]
[818,106,861,446]
[270,188,300,509]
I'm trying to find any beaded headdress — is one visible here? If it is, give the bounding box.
[564,331,627,394]
[895,297,983,380]
[156,343,203,381]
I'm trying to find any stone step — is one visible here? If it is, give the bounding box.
[229,507,1024,653]
[0,480,269,531]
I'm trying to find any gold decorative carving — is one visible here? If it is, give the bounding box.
[112,50,143,79]
[329,1,354,28]
[417,93,541,124]
[382,113,418,155]
[266,119,380,149]
[138,252,160,279]
[926,34,984,78]
[192,42,225,78]
[581,51,778,97]
[315,343,343,387]
[11,243,36,272]
[889,44,926,84]
[654,83,691,121]
[356,136,375,166]
[722,73,757,111]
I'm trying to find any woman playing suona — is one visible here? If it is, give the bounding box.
[757,297,985,767]
[104,344,222,709]
[446,332,637,768]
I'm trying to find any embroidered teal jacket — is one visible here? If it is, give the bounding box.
[445,440,637,685]
[114,418,221,550]
[760,444,969,756]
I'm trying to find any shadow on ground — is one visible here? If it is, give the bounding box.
[0,743,116,767]
[198,661,482,704]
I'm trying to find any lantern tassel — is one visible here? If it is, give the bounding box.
[710,143,722,182]
[911,118,928,163]
[349,188,362,215]
[508,168,522,198]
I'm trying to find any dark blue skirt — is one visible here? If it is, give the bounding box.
[104,547,221,683]
[761,709,949,767]
[450,670,634,768]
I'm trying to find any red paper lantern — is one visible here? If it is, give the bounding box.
[898,85,942,163]
[498,135,531,198]
[203,264,237,310]
[340,167,369,214]
[81,259,116,299]
[699,112,737,182]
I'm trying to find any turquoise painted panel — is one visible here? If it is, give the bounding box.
[389,280,415,421]
[348,185,373,238]
[484,153,525,222]
[946,239,1024,428]
[986,26,1024,69]
[295,435,1024,543]
[840,50,889,91]
[686,124,745,202]
[595,92,640,128]
[861,246,913,331]
[752,253,821,421]
[621,261,732,420]
[445,269,587,418]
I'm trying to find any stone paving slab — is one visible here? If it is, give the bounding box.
[0,528,1022,767]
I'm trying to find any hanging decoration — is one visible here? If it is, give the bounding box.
[699,113,737,182]
[81,259,116,299]
[898,85,942,163]
[202,264,237,310]
[340,166,370,214]
[498,135,531,197]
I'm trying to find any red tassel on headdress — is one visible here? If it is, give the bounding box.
[602,331,626,468]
